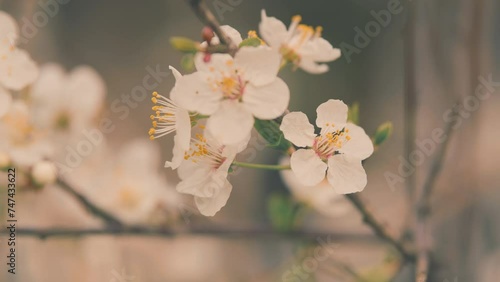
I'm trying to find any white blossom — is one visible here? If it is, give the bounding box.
[280,99,373,194]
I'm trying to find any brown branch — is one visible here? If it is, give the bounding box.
[415,107,459,282]
[186,0,238,55]
[1,227,380,242]
[345,194,415,261]
[56,177,123,227]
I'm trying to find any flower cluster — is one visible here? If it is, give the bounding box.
[151,10,376,216]
[0,10,181,225]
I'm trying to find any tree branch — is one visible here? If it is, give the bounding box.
[1,226,380,242]
[186,0,238,55]
[56,177,123,227]
[415,107,459,281]
[345,194,414,261]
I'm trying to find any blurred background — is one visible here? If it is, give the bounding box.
[0,0,499,281]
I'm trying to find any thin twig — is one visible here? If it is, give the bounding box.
[1,227,380,242]
[56,178,123,227]
[415,107,459,281]
[186,0,238,55]
[345,194,414,261]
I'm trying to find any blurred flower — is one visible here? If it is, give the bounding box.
[30,64,106,141]
[176,131,247,216]
[0,100,53,168]
[0,11,39,117]
[31,160,58,186]
[259,10,341,74]
[279,157,352,217]
[149,67,192,170]
[0,150,10,169]
[172,46,289,145]
[280,99,373,194]
[89,139,181,225]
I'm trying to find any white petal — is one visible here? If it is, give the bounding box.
[0,49,38,91]
[171,72,221,115]
[0,87,12,118]
[235,46,281,87]
[66,66,106,118]
[298,58,329,74]
[175,107,192,150]
[315,99,348,129]
[169,65,182,81]
[243,78,289,119]
[279,157,352,217]
[340,123,374,160]
[220,25,243,45]
[300,38,341,62]
[194,52,233,73]
[0,11,18,50]
[258,10,288,49]
[176,163,216,197]
[327,154,367,194]
[279,112,315,147]
[206,100,254,145]
[165,135,187,170]
[290,149,327,186]
[194,180,232,216]
[31,64,66,101]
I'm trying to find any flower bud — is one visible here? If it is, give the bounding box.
[31,161,58,186]
[201,26,214,43]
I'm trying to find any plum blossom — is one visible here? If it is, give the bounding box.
[0,11,39,117]
[171,45,290,145]
[259,10,341,74]
[30,64,106,143]
[175,131,248,216]
[280,99,373,194]
[149,67,192,170]
[87,140,182,225]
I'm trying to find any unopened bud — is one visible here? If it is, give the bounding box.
[31,161,58,186]
[201,26,214,43]
[203,53,211,63]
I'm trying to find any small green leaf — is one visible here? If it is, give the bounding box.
[180,53,195,72]
[170,37,199,53]
[373,121,393,147]
[254,119,291,152]
[238,37,261,48]
[348,102,359,124]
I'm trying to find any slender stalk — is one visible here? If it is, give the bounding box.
[415,107,459,281]
[186,0,237,55]
[1,227,379,242]
[56,178,123,227]
[232,161,291,171]
[345,194,415,261]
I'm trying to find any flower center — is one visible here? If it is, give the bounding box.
[184,134,226,169]
[118,186,141,209]
[217,74,246,100]
[312,125,351,161]
[280,15,324,65]
[54,111,71,130]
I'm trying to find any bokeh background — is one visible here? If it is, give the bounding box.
[1,0,499,281]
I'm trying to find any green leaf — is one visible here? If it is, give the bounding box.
[238,37,261,48]
[373,121,393,147]
[170,37,199,53]
[254,119,291,152]
[267,193,302,232]
[348,102,359,124]
[180,53,195,72]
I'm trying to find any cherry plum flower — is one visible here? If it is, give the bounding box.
[171,45,290,146]
[280,99,373,194]
[259,10,341,74]
[0,11,39,117]
[175,131,248,216]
